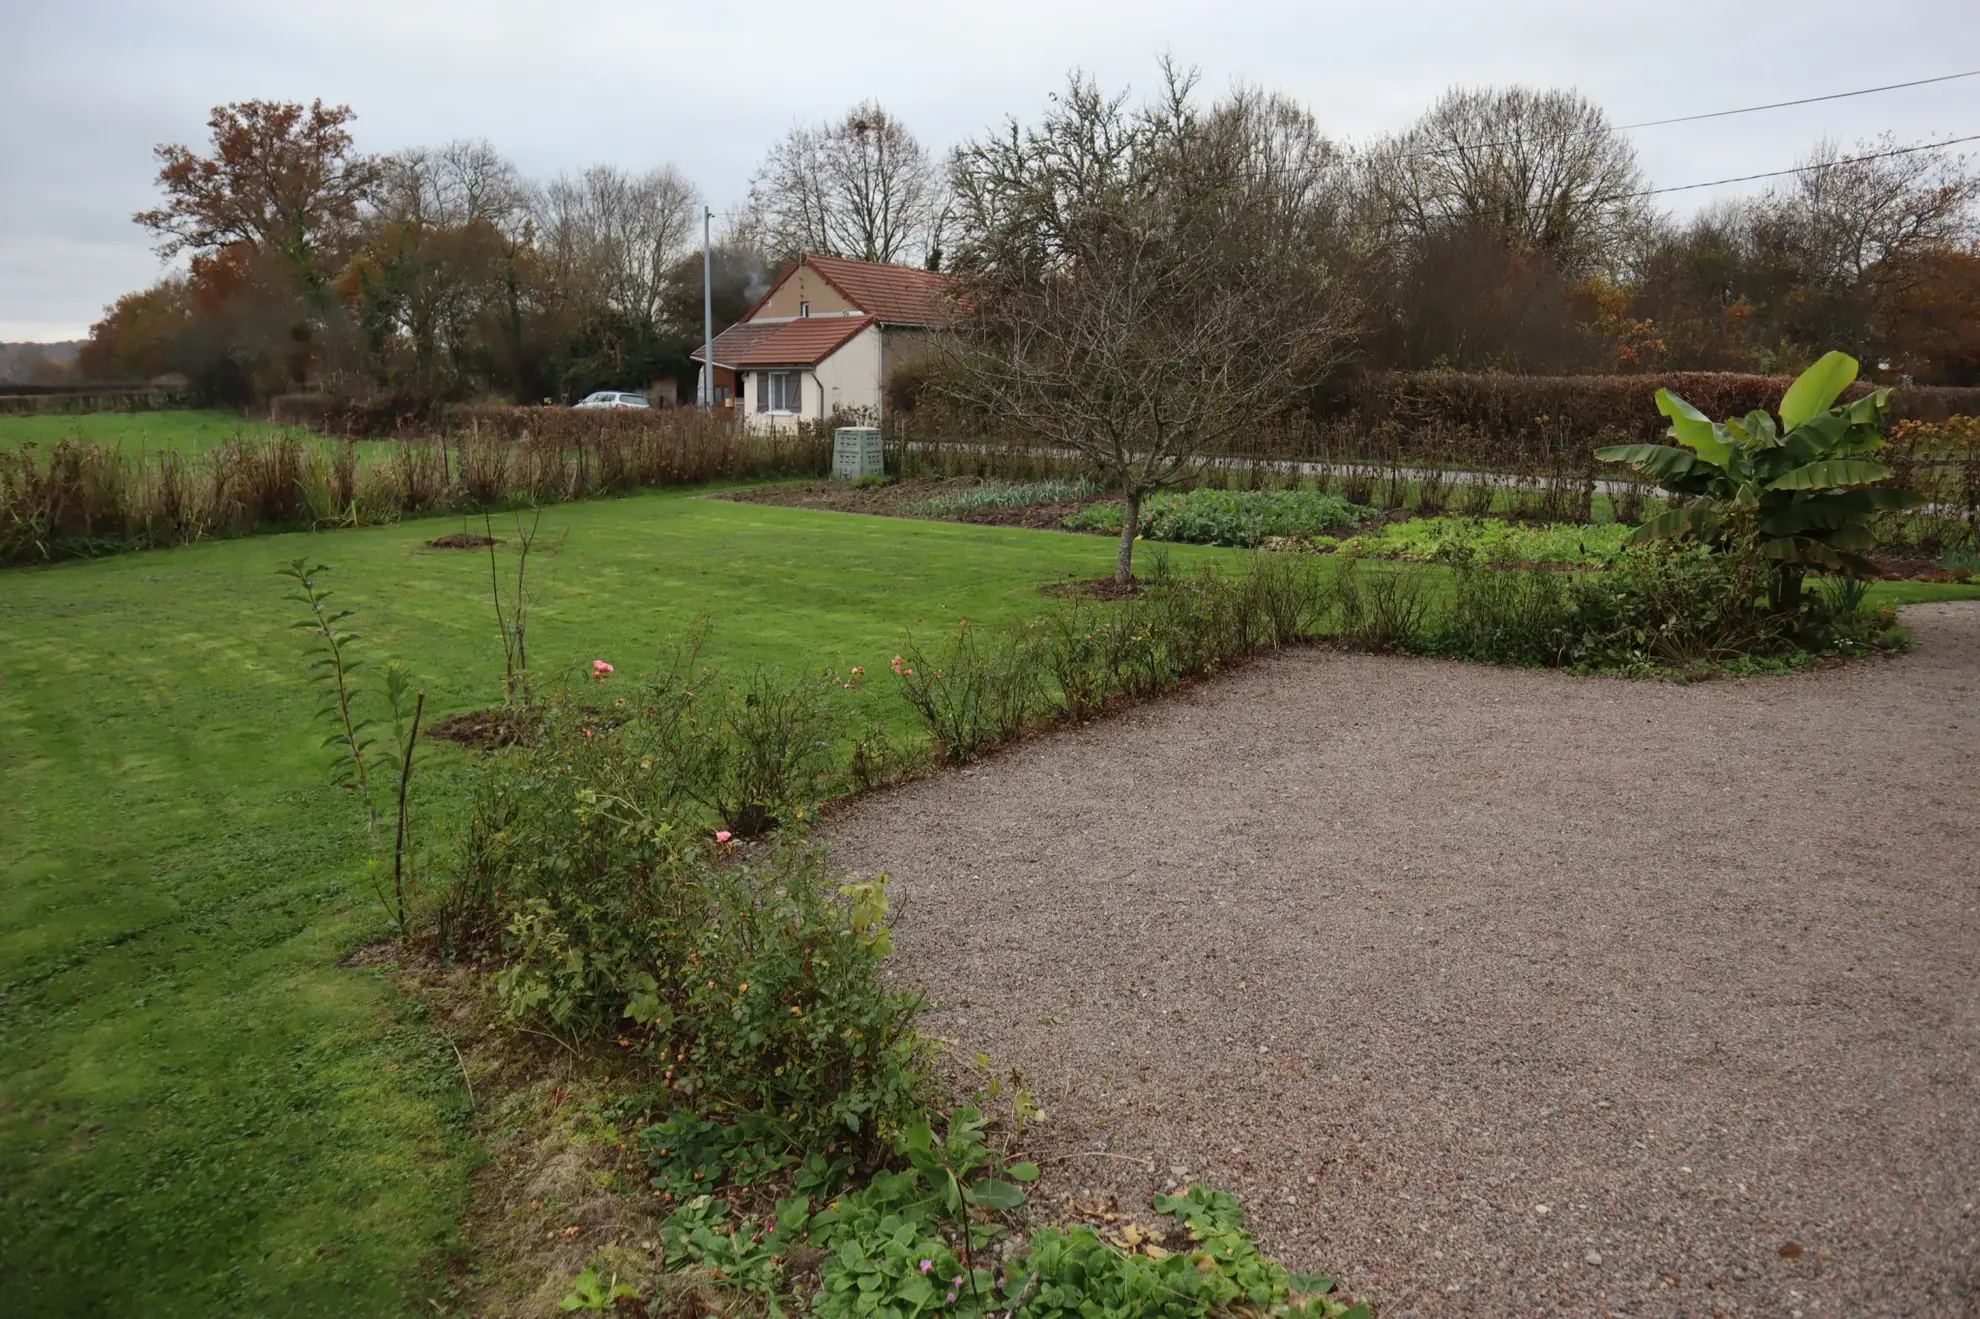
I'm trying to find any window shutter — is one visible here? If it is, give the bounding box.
[756,371,768,412]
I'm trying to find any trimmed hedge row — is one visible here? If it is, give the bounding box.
[1320,370,1980,449]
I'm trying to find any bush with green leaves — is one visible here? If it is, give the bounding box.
[1596,350,1918,611]
[896,557,1336,747]
[1343,515,1634,567]
[891,622,1043,765]
[1433,560,1575,667]
[446,663,928,1152]
[1561,543,1789,671]
[680,665,843,836]
[1066,488,1374,547]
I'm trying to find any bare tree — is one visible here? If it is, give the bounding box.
[532,164,701,324]
[1783,135,1979,286]
[745,101,943,265]
[1363,86,1647,277]
[945,66,1357,582]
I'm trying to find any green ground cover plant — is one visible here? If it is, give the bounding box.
[1064,488,1374,546]
[1327,516,1636,566]
[909,478,1099,516]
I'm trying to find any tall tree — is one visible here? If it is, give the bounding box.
[532,164,701,326]
[745,102,942,265]
[1363,86,1646,278]
[136,100,381,284]
[945,66,1356,582]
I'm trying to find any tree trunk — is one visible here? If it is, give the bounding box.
[1772,564,1805,614]
[1115,489,1143,584]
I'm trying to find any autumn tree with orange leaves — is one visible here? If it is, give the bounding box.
[136,99,381,285]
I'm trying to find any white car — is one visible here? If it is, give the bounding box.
[573,391,650,409]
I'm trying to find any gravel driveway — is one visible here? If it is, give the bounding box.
[830,602,1980,1317]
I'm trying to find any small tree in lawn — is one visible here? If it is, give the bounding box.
[942,66,1356,582]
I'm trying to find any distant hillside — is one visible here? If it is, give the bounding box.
[0,341,83,385]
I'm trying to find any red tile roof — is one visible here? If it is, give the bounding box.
[690,315,874,368]
[800,253,952,326]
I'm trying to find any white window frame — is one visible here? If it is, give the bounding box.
[756,370,801,414]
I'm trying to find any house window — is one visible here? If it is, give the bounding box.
[756,371,801,413]
[799,300,810,318]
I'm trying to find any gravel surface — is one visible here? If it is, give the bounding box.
[830,603,1980,1317]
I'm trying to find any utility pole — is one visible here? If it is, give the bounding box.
[701,205,714,410]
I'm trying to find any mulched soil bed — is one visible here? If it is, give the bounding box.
[426,532,501,550]
[827,602,1980,1316]
[1868,549,1972,582]
[711,478,1110,532]
[426,708,526,749]
[1042,577,1143,601]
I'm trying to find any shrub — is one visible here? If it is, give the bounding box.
[1597,351,1918,611]
[892,624,1041,765]
[1563,544,1786,670]
[0,408,834,567]
[1333,561,1432,653]
[1065,488,1373,547]
[448,675,927,1152]
[681,668,842,836]
[1433,560,1574,667]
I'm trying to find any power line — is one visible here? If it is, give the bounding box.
[1613,68,1980,131]
[1393,67,1980,162]
[1618,132,1980,198]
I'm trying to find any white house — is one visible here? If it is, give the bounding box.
[691,253,949,432]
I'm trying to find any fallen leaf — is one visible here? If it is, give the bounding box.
[1779,1242,1803,1259]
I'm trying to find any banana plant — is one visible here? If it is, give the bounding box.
[1595,351,1919,611]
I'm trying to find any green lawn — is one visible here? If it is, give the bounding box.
[0,408,388,460]
[0,490,1226,1317]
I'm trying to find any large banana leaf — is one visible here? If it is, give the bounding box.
[1760,536,1849,569]
[1594,442,1698,481]
[1759,500,1866,534]
[1654,390,1734,469]
[1777,412,1850,466]
[1732,410,1780,448]
[1767,457,1894,491]
[1628,504,1723,544]
[1778,351,1858,431]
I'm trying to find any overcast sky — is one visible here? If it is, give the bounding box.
[2,0,1976,341]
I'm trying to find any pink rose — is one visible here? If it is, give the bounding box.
[715,830,732,844]
[592,659,614,680]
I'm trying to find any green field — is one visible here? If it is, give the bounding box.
[4,482,1975,1317]
[0,408,390,459]
[0,489,1232,1317]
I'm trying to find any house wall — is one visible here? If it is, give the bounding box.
[752,265,861,321]
[880,327,934,379]
[739,324,883,434]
